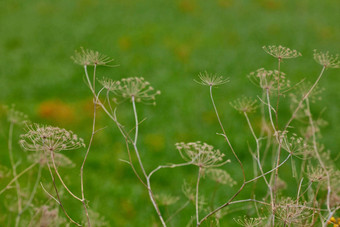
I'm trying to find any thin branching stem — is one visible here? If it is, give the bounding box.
[0,162,38,195]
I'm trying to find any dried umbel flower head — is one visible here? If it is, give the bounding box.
[19,124,85,153]
[233,216,266,227]
[195,71,229,87]
[206,168,236,186]
[248,68,291,94]
[27,152,75,168]
[175,141,230,168]
[114,77,161,105]
[71,47,114,66]
[154,193,180,206]
[306,166,327,182]
[6,105,28,126]
[0,165,10,179]
[182,181,206,208]
[98,77,121,92]
[230,97,258,114]
[276,197,309,225]
[263,45,302,59]
[291,81,324,104]
[313,50,340,68]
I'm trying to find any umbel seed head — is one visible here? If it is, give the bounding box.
[114,77,161,105]
[313,49,340,68]
[262,45,302,59]
[20,124,85,153]
[71,47,114,66]
[175,141,230,168]
[230,97,258,114]
[195,71,229,87]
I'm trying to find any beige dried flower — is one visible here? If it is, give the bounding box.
[155,193,180,206]
[6,105,28,126]
[0,165,10,179]
[230,97,258,114]
[276,197,309,225]
[114,77,161,105]
[182,181,206,208]
[306,166,327,182]
[313,50,340,68]
[206,168,236,186]
[27,152,75,168]
[98,77,121,92]
[248,68,291,94]
[233,216,266,227]
[175,141,230,168]
[19,123,85,153]
[195,71,229,87]
[71,47,114,66]
[263,45,301,59]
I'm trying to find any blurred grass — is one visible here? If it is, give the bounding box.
[0,0,339,226]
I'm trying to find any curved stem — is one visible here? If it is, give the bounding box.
[0,162,38,195]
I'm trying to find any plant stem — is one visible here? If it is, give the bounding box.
[0,162,38,195]
[196,167,202,226]
[8,123,23,227]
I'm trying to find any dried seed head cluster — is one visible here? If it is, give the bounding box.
[195,71,229,87]
[182,181,206,208]
[98,77,121,92]
[262,45,302,59]
[248,68,291,94]
[19,124,85,153]
[306,166,328,182]
[154,193,180,206]
[313,50,340,68]
[0,165,10,179]
[233,216,266,227]
[29,205,67,227]
[71,47,114,66]
[290,81,324,105]
[206,168,236,186]
[276,198,309,225]
[6,105,28,126]
[230,97,258,114]
[175,141,230,168]
[27,152,75,168]
[111,77,161,105]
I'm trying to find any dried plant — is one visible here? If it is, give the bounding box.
[1,46,339,227]
[263,45,302,59]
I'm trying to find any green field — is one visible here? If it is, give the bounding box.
[0,0,339,226]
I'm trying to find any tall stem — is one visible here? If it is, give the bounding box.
[131,96,166,226]
[8,123,22,225]
[196,167,202,226]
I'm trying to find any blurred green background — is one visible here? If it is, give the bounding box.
[0,0,339,226]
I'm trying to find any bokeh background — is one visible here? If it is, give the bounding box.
[0,0,339,226]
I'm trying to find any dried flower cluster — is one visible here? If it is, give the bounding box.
[313,50,340,68]
[206,168,236,186]
[6,105,28,126]
[195,71,229,87]
[105,77,161,104]
[233,216,266,227]
[71,47,114,66]
[263,45,302,59]
[155,193,180,206]
[275,198,309,225]
[230,97,258,114]
[19,124,85,152]
[248,68,291,94]
[175,141,230,168]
